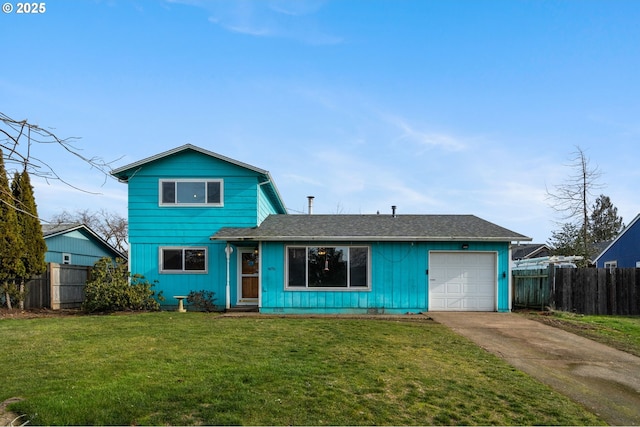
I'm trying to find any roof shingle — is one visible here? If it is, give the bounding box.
[212,214,531,242]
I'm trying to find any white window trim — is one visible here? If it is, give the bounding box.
[604,260,617,270]
[62,253,72,265]
[159,246,208,274]
[159,179,224,207]
[285,245,371,291]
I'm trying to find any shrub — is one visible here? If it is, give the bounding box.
[186,290,217,312]
[83,257,164,313]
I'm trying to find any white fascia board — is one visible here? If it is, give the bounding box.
[594,213,640,263]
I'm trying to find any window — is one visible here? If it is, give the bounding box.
[286,246,370,289]
[160,247,207,273]
[159,179,223,206]
[604,260,617,271]
[62,253,71,265]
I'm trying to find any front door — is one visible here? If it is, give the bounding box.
[238,249,259,304]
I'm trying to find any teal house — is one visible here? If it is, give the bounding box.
[112,144,530,313]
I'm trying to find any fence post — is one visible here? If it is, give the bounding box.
[547,265,555,310]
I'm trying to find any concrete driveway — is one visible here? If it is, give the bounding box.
[428,312,640,426]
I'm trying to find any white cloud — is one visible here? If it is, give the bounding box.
[381,113,467,153]
[167,0,342,44]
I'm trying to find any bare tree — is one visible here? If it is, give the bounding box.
[546,146,604,258]
[1,112,118,193]
[49,209,128,254]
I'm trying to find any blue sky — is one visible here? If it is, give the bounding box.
[2,0,639,243]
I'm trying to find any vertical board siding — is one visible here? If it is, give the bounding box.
[130,241,231,309]
[517,267,640,315]
[260,240,510,314]
[25,264,90,309]
[512,268,551,310]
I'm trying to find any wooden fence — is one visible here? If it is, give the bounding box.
[25,263,91,309]
[513,267,640,315]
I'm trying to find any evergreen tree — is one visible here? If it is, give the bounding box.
[0,150,25,308]
[548,222,585,258]
[589,194,624,243]
[12,169,47,309]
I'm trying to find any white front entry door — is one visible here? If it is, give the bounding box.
[237,249,259,304]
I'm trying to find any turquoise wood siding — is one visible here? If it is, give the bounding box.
[126,150,267,308]
[44,230,119,267]
[257,184,281,224]
[259,240,511,314]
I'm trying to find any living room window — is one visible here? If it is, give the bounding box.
[286,246,370,289]
[160,247,207,273]
[159,179,223,206]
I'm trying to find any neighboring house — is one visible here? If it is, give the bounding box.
[43,223,126,266]
[594,214,640,268]
[511,243,551,260]
[24,223,127,310]
[112,144,531,313]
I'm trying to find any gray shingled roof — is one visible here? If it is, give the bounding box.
[211,214,531,242]
[42,222,84,237]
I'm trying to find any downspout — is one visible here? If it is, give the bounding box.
[224,243,233,310]
[258,241,263,309]
[508,243,514,312]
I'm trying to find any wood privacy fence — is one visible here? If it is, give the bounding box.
[513,267,640,315]
[25,263,91,309]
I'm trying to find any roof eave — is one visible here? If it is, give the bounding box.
[594,212,640,262]
[211,235,532,242]
[110,144,269,179]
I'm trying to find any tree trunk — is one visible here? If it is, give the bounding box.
[18,279,25,310]
[4,289,12,309]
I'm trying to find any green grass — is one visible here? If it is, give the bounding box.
[1,313,603,425]
[522,310,640,357]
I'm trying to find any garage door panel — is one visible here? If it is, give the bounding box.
[429,252,496,312]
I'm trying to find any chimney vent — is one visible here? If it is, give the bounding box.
[307,196,315,215]
[391,205,397,218]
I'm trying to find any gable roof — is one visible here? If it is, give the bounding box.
[511,243,551,260]
[211,214,531,242]
[594,213,640,264]
[110,144,287,214]
[42,223,127,260]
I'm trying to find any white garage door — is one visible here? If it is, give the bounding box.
[429,252,496,311]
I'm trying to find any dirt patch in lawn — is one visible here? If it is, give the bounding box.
[0,308,83,320]
[0,398,24,427]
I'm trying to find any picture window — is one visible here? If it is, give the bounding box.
[159,179,223,206]
[286,246,370,289]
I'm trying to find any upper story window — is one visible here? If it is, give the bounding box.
[159,179,223,207]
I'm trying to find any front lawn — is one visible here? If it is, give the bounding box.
[1,313,602,425]
[521,310,640,357]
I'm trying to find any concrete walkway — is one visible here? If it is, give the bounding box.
[429,312,640,426]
